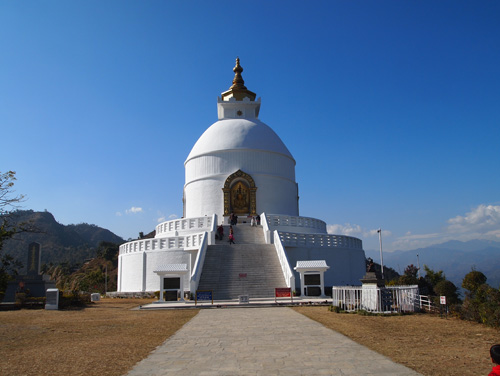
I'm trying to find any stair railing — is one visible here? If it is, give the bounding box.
[209,214,217,245]
[189,231,209,294]
[273,230,295,289]
[261,212,273,244]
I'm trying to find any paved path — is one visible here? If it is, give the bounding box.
[126,307,422,376]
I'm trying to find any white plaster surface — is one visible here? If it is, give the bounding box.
[119,250,191,292]
[184,100,299,220]
[286,246,366,287]
[186,118,293,161]
[184,149,298,219]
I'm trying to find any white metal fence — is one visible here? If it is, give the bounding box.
[332,285,420,313]
[418,294,438,313]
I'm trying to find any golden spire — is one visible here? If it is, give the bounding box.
[221,57,256,101]
[230,57,247,90]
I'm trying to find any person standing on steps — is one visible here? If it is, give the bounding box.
[217,224,224,240]
[228,225,235,244]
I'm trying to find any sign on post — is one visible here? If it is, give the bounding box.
[195,290,213,305]
[440,295,448,319]
[275,287,293,303]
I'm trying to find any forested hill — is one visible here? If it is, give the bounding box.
[2,210,125,272]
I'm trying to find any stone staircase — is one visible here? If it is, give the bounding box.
[198,224,287,300]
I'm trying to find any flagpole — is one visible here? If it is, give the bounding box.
[378,228,384,279]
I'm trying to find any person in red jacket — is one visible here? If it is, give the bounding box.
[489,344,500,376]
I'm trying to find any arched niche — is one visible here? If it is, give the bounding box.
[222,170,257,216]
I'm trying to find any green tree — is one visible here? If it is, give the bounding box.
[460,270,500,327]
[462,270,487,293]
[434,280,460,305]
[420,265,448,296]
[423,265,445,288]
[398,264,419,285]
[96,241,119,261]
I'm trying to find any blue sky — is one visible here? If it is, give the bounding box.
[1,1,499,252]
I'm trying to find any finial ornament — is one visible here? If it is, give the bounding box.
[221,57,256,101]
[230,57,247,90]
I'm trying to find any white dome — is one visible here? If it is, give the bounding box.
[185,118,294,163]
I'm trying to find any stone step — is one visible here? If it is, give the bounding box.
[214,224,266,245]
[198,240,287,299]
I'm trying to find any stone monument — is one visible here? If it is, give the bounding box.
[3,242,56,303]
[360,258,387,311]
[360,258,385,287]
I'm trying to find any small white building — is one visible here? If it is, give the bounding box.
[117,58,366,297]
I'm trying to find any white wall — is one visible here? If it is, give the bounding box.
[285,247,366,289]
[118,249,192,292]
[119,252,145,292]
[185,150,295,183]
[144,250,191,292]
[184,150,298,219]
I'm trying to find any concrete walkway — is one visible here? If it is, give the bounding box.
[126,307,421,376]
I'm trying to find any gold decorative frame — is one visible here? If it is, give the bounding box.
[222,170,257,216]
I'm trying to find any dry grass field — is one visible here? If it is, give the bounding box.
[294,306,500,376]
[0,299,198,376]
[1,300,499,375]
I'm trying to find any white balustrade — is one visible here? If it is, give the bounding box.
[265,213,327,233]
[119,233,205,255]
[277,232,363,249]
[189,232,209,294]
[273,230,295,289]
[261,213,272,243]
[155,215,215,237]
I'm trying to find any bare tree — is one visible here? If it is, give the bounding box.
[0,171,27,295]
[0,171,28,248]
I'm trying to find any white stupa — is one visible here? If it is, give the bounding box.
[117,59,366,299]
[184,58,298,219]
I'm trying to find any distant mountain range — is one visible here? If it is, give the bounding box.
[2,210,125,272]
[4,210,499,291]
[366,240,500,290]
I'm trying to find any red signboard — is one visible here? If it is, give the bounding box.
[275,288,291,297]
[239,273,247,278]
